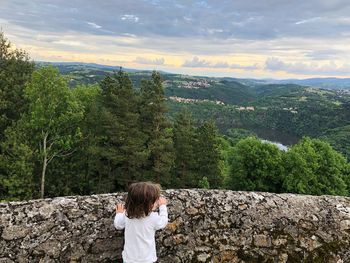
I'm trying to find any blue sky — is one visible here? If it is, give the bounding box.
[1,0,350,78]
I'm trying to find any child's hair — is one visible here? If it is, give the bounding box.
[125,181,161,219]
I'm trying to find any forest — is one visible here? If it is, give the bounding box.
[1,32,349,202]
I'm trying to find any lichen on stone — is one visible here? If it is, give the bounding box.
[1,189,350,262]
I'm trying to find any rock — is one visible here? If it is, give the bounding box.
[2,225,30,241]
[197,253,210,262]
[0,190,350,262]
[340,220,350,230]
[253,234,271,247]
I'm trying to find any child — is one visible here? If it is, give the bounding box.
[114,182,168,263]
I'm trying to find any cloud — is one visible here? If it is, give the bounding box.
[120,14,139,23]
[305,50,342,60]
[134,56,165,65]
[183,56,259,70]
[53,40,87,47]
[182,56,211,67]
[2,0,350,77]
[230,63,260,70]
[86,22,102,29]
[2,0,350,40]
[212,62,230,68]
[295,17,322,25]
[265,57,350,75]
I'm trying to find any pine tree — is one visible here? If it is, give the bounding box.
[196,120,224,188]
[97,71,147,191]
[139,71,174,186]
[172,109,198,187]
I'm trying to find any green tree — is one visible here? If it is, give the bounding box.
[70,84,102,194]
[226,128,256,144]
[43,84,102,197]
[172,109,198,187]
[139,71,174,186]
[283,137,348,196]
[25,66,83,198]
[1,66,83,200]
[344,163,350,196]
[196,120,224,188]
[0,119,35,201]
[198,176,210,189]
[0,32,34,140]
[320,125,350,160]
[228,137,284,192]
[97,71,147,190]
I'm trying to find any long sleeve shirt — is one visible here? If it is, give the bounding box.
[114,205,168,263]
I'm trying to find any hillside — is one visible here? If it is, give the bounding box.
[39,62,350,157]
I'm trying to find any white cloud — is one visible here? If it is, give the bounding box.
[182,56,211,67]
[183,56,259,70]
[53,40,86,47]
[86,22,102,29]
[265,57,350,75]
[134,56,165,65]
[120,14,139,23]
[295,17,322,25]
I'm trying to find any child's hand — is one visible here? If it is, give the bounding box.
[158,197,167,206]
[115,203,125,214]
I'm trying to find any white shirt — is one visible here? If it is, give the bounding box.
[114,205,168,263]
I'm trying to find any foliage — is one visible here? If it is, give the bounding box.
[198,176,210,189]
[1,66,84,199]
[196,120,224,188]
[2,34,350,201]
[228,137,284,192]
[283,138,348,196]
[0,120,35,201]
[0,32,34,140]
[139,72,174,186]
[320,125,350,160]
[96,71,148,190]
[225,128,256,144]
[172,109,198,187]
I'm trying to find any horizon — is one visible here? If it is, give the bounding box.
[38,60,350,81]
[2,0,350,79]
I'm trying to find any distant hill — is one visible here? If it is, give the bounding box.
[276,78,350,90]
[37,61,350,90]
[35,62,350,157]
[36,61,141,73]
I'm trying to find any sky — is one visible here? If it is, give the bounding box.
[1,0,350,79]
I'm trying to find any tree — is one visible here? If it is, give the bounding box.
[226,128,256,144]
[344,164,350,196]
[0,32,34,140]
[43,84,102,197]
[139,71,174,186]
[97,71,147,190]
[0,119,35,201]
[172,109,198,187]
[24,66,83,198]
[196,120,224,188]
[228,137,284,192]
[283,137,348,196]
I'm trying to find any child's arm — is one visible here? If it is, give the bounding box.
[114,203,126,230]
[153,197,168,230]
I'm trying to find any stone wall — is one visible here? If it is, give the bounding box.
[1,189,350,262]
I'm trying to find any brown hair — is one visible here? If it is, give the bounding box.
[125,182,161,219]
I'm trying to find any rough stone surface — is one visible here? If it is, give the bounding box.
[1,189,350,262]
